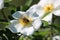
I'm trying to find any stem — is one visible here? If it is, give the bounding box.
[50,14,54,40]
[1,9,9,22]
[50,25,53,40]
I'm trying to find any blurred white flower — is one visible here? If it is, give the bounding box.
[0,0,4,9]
[9,11,42,36]
[27,0,60,24]
[53,36,60,40]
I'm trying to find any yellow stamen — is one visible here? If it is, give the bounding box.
[19,16,32,27]
[44,4,54,13]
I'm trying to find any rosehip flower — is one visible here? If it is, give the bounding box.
[27,0,60,24]
[9,11,42,36]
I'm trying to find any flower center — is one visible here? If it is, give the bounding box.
[44,4,54,13]
[22,17,29,23]
[19,16,32,26]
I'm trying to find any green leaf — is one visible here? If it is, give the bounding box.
[53,16,60,34]
[39,28,50,36]
[54,16,60,27]
[25,0,33,6]
[9,6,16,12]
[0,10,5,20]
[18,35,24,40]
[4,0,12,3]
[9,0,25,7]
[34,28,50,36]
[42,20,49,27]
[20,5,29,11]
[0,22,9,30]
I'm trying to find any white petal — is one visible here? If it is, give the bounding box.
[0,0,4,9]
[20,27,34,36]
[53,0,60,9]
[42,13,52,24]
[37,0,53,7]
[32,18,42,30]
[10,20,17,23]
[54,6,60,11]
[53,36,60,40]
[9,20,23,33]
[53,10,60,16]
[12,11,25,19]
[36,10,45,18]
[26,4,38,16]
[26,4,40,20]
[29,12,39,20]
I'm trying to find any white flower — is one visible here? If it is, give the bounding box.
[27,0,60,24]
[9,11,42,36]
[0,0,4,9]
[53,36,60,40]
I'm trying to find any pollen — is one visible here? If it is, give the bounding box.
[44,4,54,13]
[19,16,32,26]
